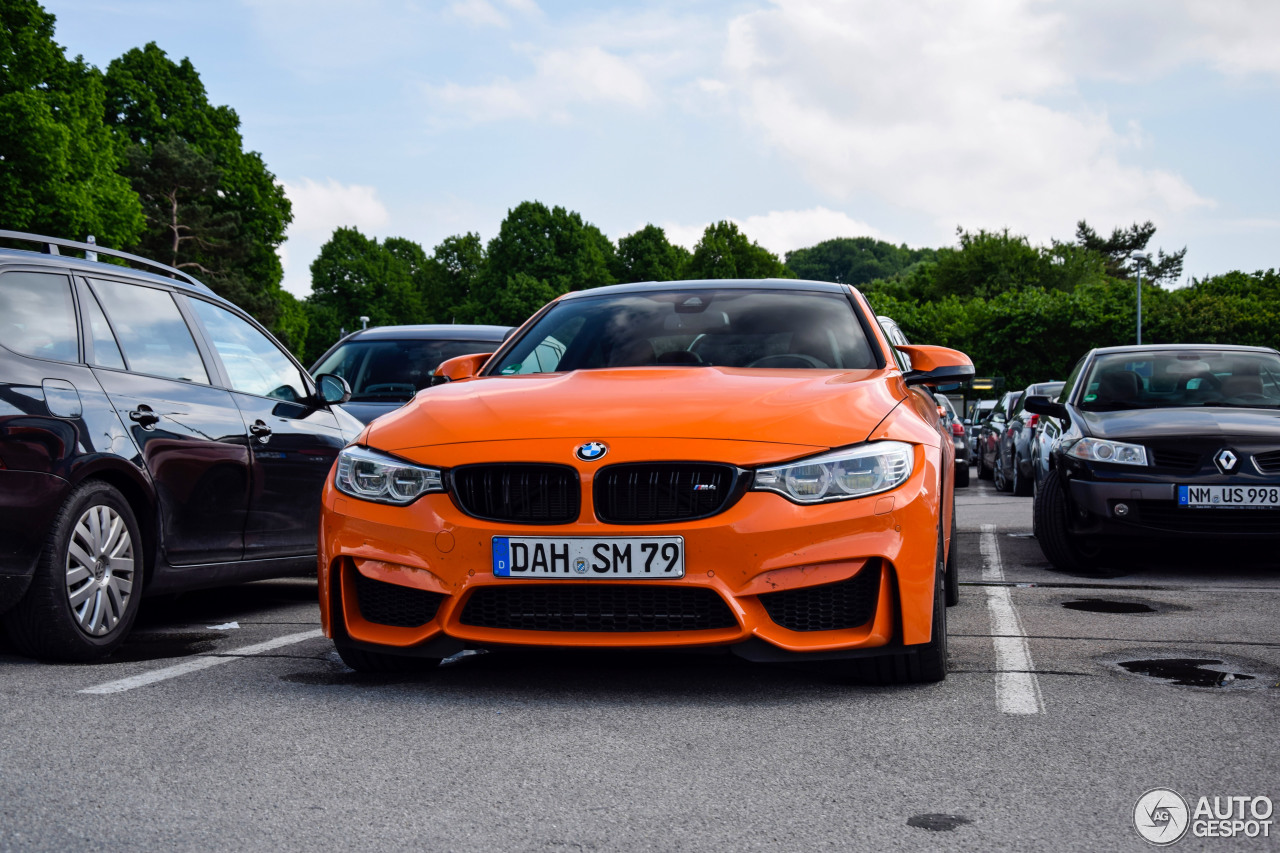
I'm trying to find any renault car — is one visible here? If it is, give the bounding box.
[317,280,972,683]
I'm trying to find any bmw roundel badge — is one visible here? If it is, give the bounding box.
[576,441,608,462]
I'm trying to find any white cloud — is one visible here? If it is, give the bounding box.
[448,0,509,28]
[660,207,886,255]
[279,178,391,296]
[716,0,1215,243]
[423,45,654,124]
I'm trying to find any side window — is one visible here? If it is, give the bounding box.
[189,299,307,402]
[0,271,78,362]
[1060,357,1087,403]
[76,280,126,370]
[90,279,208,383]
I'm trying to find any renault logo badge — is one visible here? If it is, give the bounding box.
[1214,448,1239,473]
[575,441,608,462]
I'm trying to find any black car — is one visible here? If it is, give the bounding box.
[0,231,363,660]
[310,323,513,424]
[991,380,1063,495]
[974,391,1022,482]
[1026,344,1280,572]
[936,393,971,487]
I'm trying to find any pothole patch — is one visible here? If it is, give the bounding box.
[907,814,972,831]
[1063,598,1157,614]
[1103,651,1279,691]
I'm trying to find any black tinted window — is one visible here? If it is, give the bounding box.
[312,338,498,402]
[492,289,876,374]
[90,279,208,383]
[0,272,78,362]
[77,281,125,370]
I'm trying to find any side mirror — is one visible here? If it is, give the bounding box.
[963,418,972,426]
[315,373,352,405]
[1023,394,1068,422]
[435,352,493,383]
[897,345,975,387]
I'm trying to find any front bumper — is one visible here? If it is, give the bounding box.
[318,443,944,657]
[1068,478,1280,538]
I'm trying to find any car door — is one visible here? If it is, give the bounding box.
[85,276,251,566]
[185,297,347,560]
[983,395,1009,467]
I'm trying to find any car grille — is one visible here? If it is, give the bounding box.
[758,563,881,632]
[460,585,738,632]
[1129,502,1280,536]
[354,572,445,628]
[594,463,741,523]
[1253,450,1280,473]
[451,464,580,524]
[1148,447,1201,471]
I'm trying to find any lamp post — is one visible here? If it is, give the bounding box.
[1131,251,1149,345]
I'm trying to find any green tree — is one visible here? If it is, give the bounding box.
[0,0,142,246]
[1075,220,1185,285]
[684,221,794,280]
[612,224,689,283]
[304,227,423,362]
[104,42,291,324]
[785,236,936,286]
[429,232,486,322]
[464,201,615,325]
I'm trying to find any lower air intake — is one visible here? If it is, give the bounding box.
[460,584,737,632]
[354,571,444,628]
[758,563,881,632]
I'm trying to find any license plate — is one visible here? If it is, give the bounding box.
[492,536,685,578]
[1178,485,1280,508]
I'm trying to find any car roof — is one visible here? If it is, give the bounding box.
[557,278,849,300]
[0,243,226,301]
[344,324,513,342]
[1090,343,1279,356]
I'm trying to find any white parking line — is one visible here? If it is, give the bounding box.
[79,629,324,695]
[980,523,1044,715]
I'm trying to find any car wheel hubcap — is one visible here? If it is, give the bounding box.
[65,505,135,637]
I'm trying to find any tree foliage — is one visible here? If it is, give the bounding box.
[0,0,143,246]
[612,224,690,283]
[104,42,292,325]
[1076,219,1185,285]
[785,236,935,286]
[684,221,794,280]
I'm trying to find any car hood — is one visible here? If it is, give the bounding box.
[337,401,406,426]
[1079,406,1280,441]
[366,367,902,452]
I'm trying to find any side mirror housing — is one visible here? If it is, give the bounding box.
[315,373,351,405]
[435,352,493,383]
[897,345,975,387]
[1023,394,1068,421]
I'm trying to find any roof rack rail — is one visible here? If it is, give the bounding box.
[0,229,207,290]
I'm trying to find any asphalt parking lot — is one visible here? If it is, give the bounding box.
[2,471,1277,851]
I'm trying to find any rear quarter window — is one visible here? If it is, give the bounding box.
[0,271,78,362]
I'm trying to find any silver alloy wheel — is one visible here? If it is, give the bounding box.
[64,504,135,636]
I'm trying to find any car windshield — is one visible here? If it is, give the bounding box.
[313,339,499,402]
[489,289,877,374]
[1077,350,1280,411]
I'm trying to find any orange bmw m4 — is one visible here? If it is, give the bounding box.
[317,279,973,683]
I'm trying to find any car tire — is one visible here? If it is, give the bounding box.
[1033,469,1103,574]
[1012,458,1033,497]
[955,462,970,488]
[993,453,1010,492]
[335,642,442,674]
[847,527,948,684]
[3,481,143,662]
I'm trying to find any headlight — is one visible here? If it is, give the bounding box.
[753,441,914,504]
[1066,437,1148,466]
[334,446,444,505]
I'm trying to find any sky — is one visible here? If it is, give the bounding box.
[41,0,1280,297]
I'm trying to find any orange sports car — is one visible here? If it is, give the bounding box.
[317,279,973,682]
